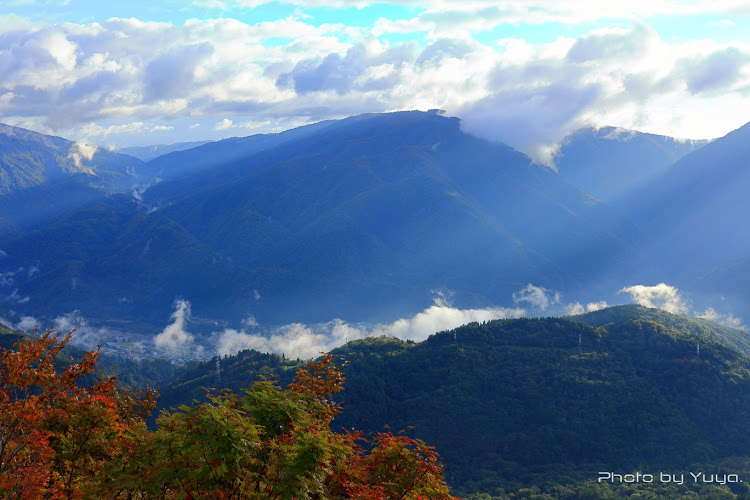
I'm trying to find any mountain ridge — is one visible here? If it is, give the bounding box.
[152,305,750,496]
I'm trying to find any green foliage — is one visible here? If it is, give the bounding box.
[573,304,750,357]
[2,336,456,499]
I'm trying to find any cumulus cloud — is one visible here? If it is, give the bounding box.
[214,299,525,358]
[154,299,202,356]
[679,48,750,94]
[512,284,560,312]
[142,43,213,102]
[215,118,234,130]
[276,39,417,95]
[567,22,656,63]
[1,8,749,157]
[620,283,690,314]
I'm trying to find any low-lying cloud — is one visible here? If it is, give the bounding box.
[52,310,112,347]
[697,307,746,330]
[619,282,746,329]
[215,299,526,359]
[620,283,689,315]
[67,141,98,173]
[566,300,609,315]
[512,284,560,312]
[154,299,202,357]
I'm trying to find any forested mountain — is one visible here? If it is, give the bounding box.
[571,304,750,356]
[118,140,212,162]
[616,120,750,313]
[0,111,644,328]
[153,305,750,497]
[0,123,154,236]
[2,110,750,336]
[555,126,707,203]
[0,123,143,195]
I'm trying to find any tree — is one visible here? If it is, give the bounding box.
[137,354,457,499]
[0,329,156,499]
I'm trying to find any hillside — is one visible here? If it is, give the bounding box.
[0,123,156,236]
[623,120,750,277]
[155,306,750,497]
[118,141,212,162]
[570,304,750,356]
[555,126,707,203]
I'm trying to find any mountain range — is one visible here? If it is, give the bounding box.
[0,111,748,340]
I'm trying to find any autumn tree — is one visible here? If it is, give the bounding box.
[0,329,156,499]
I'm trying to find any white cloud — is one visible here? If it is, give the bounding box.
[215,118,234,130]
[512,284,560,312]
[52,310,110,347]
[619,283,690,315]
[566,300,609,315]
[697,307,746,330]
[0,92,13,107]
[242,315,259,327]
[15,316,39,331]
[154,299,202,356]
[0,9,748,156]
[585,300,609,312]
[0,267,23,286]
[215,300,525,358]
[67,141,98,172]
[150,125,174,132]
[2,288,30,305]
[78,122,146,137]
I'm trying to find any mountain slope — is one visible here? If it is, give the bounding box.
[615,119,750,317]
[0,195,256,327]
[118,140,212,162]
[0,123,149,196]
[555,126,707,203]
[148,111,643,319]
[0,123,155,235]
[1,111,647,327]
[570,304,750,356]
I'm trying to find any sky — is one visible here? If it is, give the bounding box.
[1,1,750,164]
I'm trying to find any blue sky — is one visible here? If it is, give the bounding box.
[1,0,750,163]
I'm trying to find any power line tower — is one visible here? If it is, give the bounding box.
[577,333,582,355]
[215,354,222,387]
[696,342,701,361]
